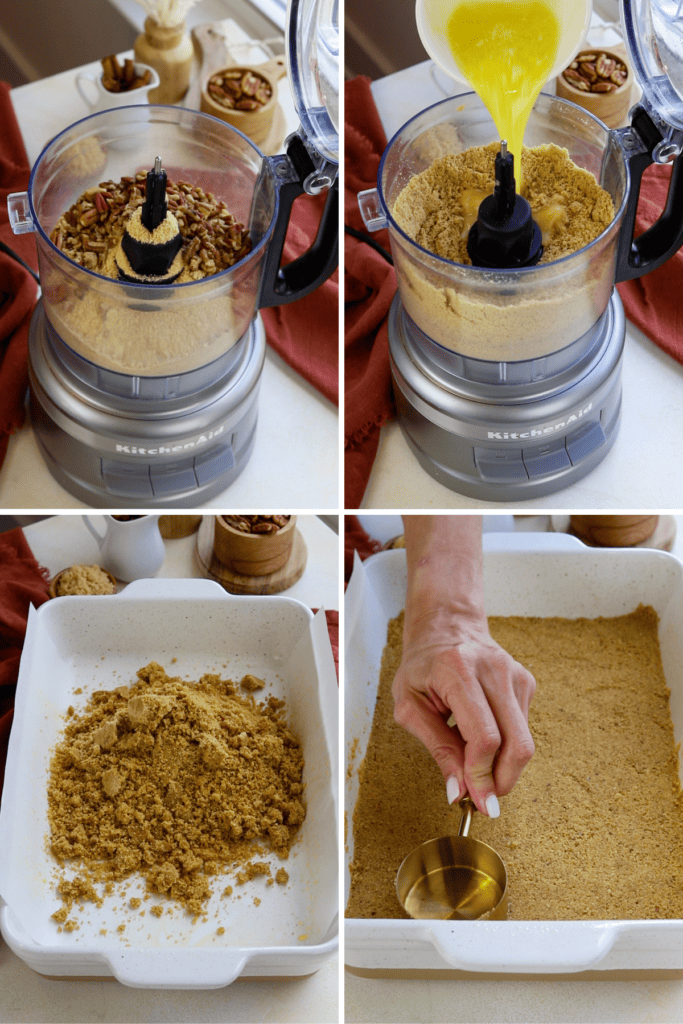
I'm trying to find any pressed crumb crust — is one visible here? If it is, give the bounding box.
[48,663,303,927]
[346,606,683,921]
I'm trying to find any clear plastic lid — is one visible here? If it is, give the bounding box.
[286,0,339,164]
[622,0,683,130]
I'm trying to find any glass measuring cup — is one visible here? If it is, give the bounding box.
[415,0,591,88]
[396,797,508,920]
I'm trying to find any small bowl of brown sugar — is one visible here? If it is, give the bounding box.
[49,564,117,598]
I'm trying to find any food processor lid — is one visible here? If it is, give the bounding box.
[622,0,683,130]
[286,0,339,164]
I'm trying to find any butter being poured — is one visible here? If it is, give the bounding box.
[446,0,561,173]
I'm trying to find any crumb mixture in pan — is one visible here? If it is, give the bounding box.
[48,663,304,927]
[346,606,683,920]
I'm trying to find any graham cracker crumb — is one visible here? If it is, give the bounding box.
[47,662,305,923]
[346,606,683,921]
[393,142,613,265]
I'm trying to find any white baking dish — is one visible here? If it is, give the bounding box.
[0,578,338,988]
[345,533,683,975]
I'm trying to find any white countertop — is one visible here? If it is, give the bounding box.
[0,513,338,1023]
[346,514,683,1024]
[2,45,338,511]
[362,58,683,511]
[23,511,340,609]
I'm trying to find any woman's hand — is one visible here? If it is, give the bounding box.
[394,515,536,816]
[392,621,536,816]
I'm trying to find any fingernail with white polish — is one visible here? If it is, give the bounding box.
[446,776,460,804]
[485,793,500,818]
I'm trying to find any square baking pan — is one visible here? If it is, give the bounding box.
[0,578,338,988]
[345,532,683,976]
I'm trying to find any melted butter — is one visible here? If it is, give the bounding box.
[446,0,561,173]
[459,187,491,238]
[534,198,569,243]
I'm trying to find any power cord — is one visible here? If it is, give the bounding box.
[345,223,393,265]
[0,239,40,285]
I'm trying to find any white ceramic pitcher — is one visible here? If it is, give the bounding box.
[75,61,159,114]
[83,515,165,582]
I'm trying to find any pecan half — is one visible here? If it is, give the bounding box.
[207,68,272,112]
[223,515,291,535]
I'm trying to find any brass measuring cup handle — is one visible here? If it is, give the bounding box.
[457,796,475,837]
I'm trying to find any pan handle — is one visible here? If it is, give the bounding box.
[109,949,248,987]
[430,921,618,972]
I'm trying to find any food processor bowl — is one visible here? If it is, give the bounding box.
[7,99,338,506]
[354,0,683,501]
[13,106,276,380]
[360,92,629,375]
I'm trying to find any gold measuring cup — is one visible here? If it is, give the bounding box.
[396,797,508,920]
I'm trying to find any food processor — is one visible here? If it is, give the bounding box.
[358,0,683,500]
[7,0,338,508]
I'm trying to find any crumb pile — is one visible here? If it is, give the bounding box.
[392,142,614,265]
[48,663,304,927]
[346,606,683,920]
[54,564,115,595]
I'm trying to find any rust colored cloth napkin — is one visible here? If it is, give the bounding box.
[0,528,50,801]
[0,82,39,471]
[616,162,683,363]
[344,77,397,509]
[261,190,339,405]
[344,514,383,583]
[323,609,339,681]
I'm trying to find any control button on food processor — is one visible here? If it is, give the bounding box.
[565,420,606,464]
[149,461,198,495]
[194,443,236,485]
[101,459,154,496]
[473,447,528,481]
[522,437,572,477]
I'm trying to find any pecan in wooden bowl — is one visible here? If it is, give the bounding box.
[213,514,295,577]
[556,49,632,129]
[200,59,286,148]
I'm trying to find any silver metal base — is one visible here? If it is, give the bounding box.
[389,290,625,501]
[28,301,266,508]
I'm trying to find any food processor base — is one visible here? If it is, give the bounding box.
[28,302,266,508]
[389,290,625,502]
[29,417,258,509]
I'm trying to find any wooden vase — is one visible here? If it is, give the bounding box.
[134,17,193,104]
[158,515,202,539]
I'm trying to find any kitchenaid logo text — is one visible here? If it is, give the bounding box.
[115,425,224,455]
[487,404,593,440]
